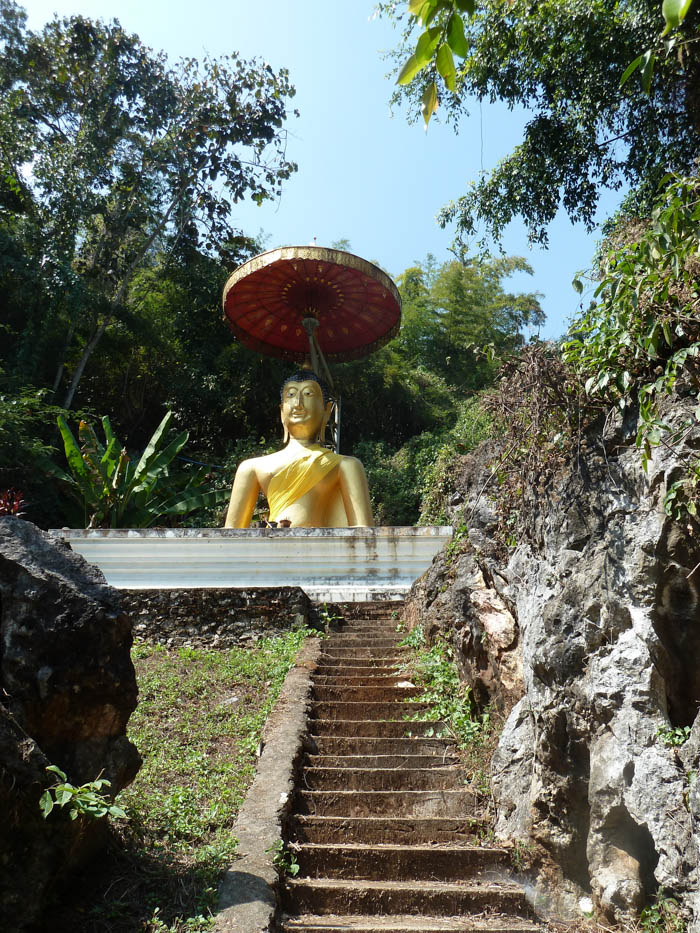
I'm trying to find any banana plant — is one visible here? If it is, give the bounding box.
[52,411,228,528]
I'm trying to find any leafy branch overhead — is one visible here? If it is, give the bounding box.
[382,0,700,244]
[396,0,475,125]
[621,0,697,90]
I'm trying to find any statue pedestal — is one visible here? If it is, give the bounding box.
[49,527,452,602]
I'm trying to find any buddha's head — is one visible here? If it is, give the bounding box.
[280,370,333,444]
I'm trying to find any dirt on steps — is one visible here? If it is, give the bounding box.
[277,602,539,932]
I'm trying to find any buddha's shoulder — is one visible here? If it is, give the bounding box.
[237,449,287,473]
[338,454,366,471]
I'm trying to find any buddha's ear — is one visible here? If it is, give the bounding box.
[319,400,333,445]
[280,407,288,445]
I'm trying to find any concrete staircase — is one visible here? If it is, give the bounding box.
[278,603,540,932]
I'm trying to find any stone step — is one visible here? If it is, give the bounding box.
[305,753,460,769]
[282,878,531,917]
[328,602,404,618]
[294,843,511,882]
[310,702,429,720]
[309,736,454,756]
[288,815,488,846]
[311,686,423,702]
[318,649,405,661]
[310,719,448,738]
[313,666,401,678]
[294,790,480,818]
[312,673,408,687]
[312,675,413,687]
[326,635,403,647]
[300,766,465,792]
[280,917,540,932]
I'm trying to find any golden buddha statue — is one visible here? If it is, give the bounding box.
[224,371,373,528]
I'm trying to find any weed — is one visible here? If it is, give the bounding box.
[510,839,537,873]
[318,603,343,629]
[39,765,126,821]
[658,725,692,747]
[399,624,425,650]
[267,839,300,877]
[640,889,686,933]
[402,637,491,750]
[444,522,468,564]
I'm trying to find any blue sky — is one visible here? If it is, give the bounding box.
[23,0,621,339]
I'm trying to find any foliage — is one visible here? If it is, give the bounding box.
[39,765,126,821]
[0,1,296,407]
[346,252,534,524]
[0,381,86,526]
[399,623,426,649]
[380,0,700,244]
[53,410,229,528]
[563,173,700,516]
[403,632,491,748]
[395,255,544,390]
[49,628,311,930]
[479,341,603,551]
[418,396,492,523]
[640,889,687,933]
[658,725,693,746]
[0,486,25,516]
[267,839,300,877]
[622,0,697,91]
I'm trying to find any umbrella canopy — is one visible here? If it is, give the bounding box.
[222,246,401,363]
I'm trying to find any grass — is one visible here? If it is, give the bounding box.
[399,627,492,750]
[398,624,502,818]
[49,628,313,932]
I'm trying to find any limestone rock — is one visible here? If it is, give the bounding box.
[407,395,700,925]
[0,518,140,929]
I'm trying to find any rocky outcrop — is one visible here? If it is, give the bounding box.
[406,396,700,926]
[0,518,140,930]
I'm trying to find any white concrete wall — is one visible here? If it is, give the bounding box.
[49,527,452,602]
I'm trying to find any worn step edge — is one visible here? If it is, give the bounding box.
[282,877,531,915]
[313,666,402,675]
[310,719,448,737]
[309,737,455,752]
[280,916,541,932]
[294,789,482,817]
[311,688,423,701]
[300,767,465,791]
[304,754,460,768]
[294,843,513,881]
[310,702,430,720]
[312,676,412,685]
[288,815,488,845]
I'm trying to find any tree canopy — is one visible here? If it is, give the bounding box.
[0,0,297,407]
[380,0,700,244]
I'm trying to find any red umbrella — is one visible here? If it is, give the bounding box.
[222,246,401,364]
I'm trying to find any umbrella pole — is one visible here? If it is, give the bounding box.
[302,316,341,453]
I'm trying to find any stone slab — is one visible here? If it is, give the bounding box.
[49,527,452,601]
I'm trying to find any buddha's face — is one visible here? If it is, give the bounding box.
[280,380,331,441]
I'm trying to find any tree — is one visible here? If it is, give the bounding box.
[0,1,297,407]
[380,0,700,244]
[395,254,544,389]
